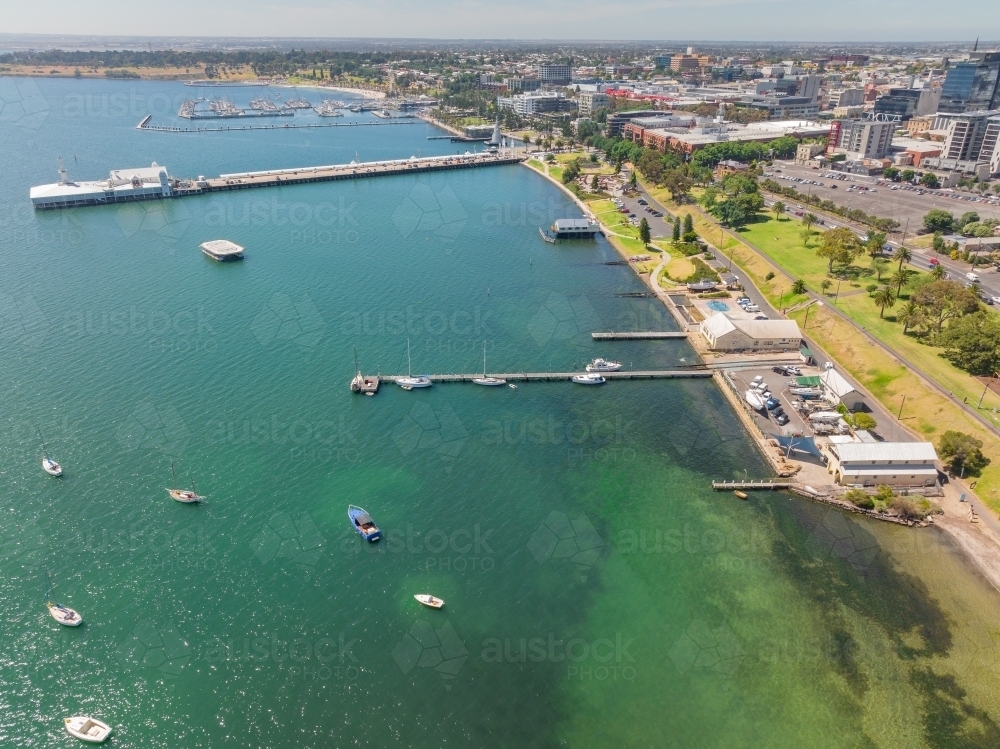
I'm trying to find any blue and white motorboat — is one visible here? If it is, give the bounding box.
[348,505,381,542]
[572,374,606,385]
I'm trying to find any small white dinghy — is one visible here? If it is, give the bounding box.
[64,716,111,743]
[572,374,606,385]
[48,601,83,627]
[414,594,445,609]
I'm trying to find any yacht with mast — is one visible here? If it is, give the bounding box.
[397,339,431,390]
[472,340,506,386]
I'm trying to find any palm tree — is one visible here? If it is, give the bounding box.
[889,269,911,295]
[791,279,807,295]
[930,263,946,280]
[803,213,817,232]
[894,246,912,272]
[772,201,786,221]
[897,301,920,333]
[873,286,897,318]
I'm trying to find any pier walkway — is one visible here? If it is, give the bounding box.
[378,370,712,384]
[176,153,523,197]
[711,480,791,491]
[591,331,688,340]
[138,117,421,134]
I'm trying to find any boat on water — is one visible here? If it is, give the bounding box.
[64,716,111,743]
[397,339,431,389]
[585,358,622,372]
[414,594,445,609]
[45,571,82,626]
[166,462,203,503]
[348,505,380,542]
[38,428,63,476]
[572,374,606,385]
[472,340,506,386]
[745,390,766,410]
[42,456,63,477]
[48,601,83,626]
[734,490,748,500]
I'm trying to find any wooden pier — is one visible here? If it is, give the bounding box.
[175,153,524,197]
[138,118,422,134]
[591,331,689,340]
[711,480,790,491]
[378,370,713,384]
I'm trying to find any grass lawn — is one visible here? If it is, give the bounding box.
[526,160,544,172]
[664,256,696,281]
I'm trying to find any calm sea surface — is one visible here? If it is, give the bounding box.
[2,78,1000,748]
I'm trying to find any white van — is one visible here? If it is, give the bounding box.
[967,272,980,282]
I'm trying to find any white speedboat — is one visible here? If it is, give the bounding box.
[48,602,83,626]
[745,390,766,410]
[414,594,445,609]
[398,338,432,389]
[572,374,606,385]
[167,462,204,503]
[586,358,622,372]
[64,716,111,743]
[472,340,506,386]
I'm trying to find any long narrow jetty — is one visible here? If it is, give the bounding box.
[178,153,523,196]
[380,370,712,384]
[591,331,689,340]
[138,117,421,134]
[711,480,789,490]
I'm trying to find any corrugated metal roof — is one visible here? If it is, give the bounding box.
[820,368,857,398]
[834,442,938,463]
[730,317,801,340]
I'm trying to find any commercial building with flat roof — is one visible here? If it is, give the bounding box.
[498,92,572,116]
[538,64,572,86]
[700,313,801,352]
[828,442,939,487]
[627,119,830,154]
[577,91,609,117]
[833,119,895,160]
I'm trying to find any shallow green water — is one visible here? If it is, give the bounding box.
[2,78,1000,748]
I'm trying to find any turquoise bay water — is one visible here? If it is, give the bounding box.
[3,78,1000,748]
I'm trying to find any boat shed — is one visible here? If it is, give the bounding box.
[828,441,939,487]
[820,368,870,412]
[551,218,599,238]
[700,313,801,352]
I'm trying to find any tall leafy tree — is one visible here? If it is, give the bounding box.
[639,218,651,247]
[816,227,861,273]
[938,430,990,475]
[912,280,980,333]
[939,313,1000,375]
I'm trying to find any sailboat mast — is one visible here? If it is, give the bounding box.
[407,339,412,377]
[482,340,487,377]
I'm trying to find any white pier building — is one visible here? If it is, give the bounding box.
[30,161,173,209]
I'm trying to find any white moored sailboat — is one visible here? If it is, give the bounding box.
[167,462,204,503]
[472,340,506,386]
[38,428,63,476]
[397,338,432,390]
[585,358,622,372]
[64,716,112,743]
[45,571,82,626]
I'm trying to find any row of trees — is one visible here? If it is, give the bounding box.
[923,209,999,238]
[689,136,799,169]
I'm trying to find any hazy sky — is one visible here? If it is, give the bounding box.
[2,0,997,42]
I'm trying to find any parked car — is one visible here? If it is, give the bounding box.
[754,315,769,320]
[775,413,790,426]
[765,398,781,411]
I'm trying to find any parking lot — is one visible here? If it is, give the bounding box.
[729,365,813,438]
[770,160,1000,227]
